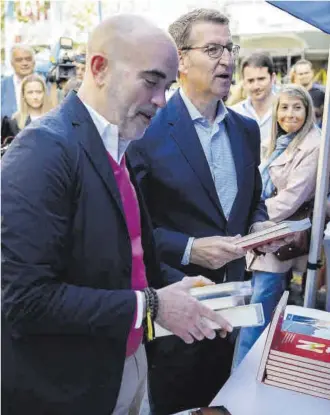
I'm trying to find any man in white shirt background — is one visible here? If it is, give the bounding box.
[1,44,36,119]
[231,52,277,159]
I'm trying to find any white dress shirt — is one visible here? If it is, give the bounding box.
[230,96,272,143]
[83,101,143,328]
[13,74,22,111]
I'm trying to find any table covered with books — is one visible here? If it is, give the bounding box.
[210,304,330,415]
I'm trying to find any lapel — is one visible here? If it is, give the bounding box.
[224,110,245,190]
[270,148,295,167]
[167,91,226,221]
[64,92,126,222]
[269,127,319,168]
[224,110,249,224]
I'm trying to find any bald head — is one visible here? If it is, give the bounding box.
[79,14,178,141]
[87,14,176,66]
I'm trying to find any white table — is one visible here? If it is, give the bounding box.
[210,305,330,414]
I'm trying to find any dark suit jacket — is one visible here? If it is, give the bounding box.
[128,90,268,414]
[1,75,17,118]
[129,90,268,284]
[1,92,172,415]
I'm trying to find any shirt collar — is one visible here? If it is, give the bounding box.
[82,101,130,164]
[244,96,273,124]
[179,88,228,125]
[13,74,22,85]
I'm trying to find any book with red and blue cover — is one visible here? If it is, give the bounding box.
[257,292,330,399]
[269,329,330,367]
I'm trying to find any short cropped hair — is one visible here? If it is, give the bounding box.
[168,8,229,50]
[241,52,274,77]
[10,44,35,61]
[293,59,313,72]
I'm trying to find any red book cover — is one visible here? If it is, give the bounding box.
[270,329,330,366]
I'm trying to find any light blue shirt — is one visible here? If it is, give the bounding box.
[179,89,237,265]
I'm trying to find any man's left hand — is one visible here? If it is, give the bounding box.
[249,221,294,254]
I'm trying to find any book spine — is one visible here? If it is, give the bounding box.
[266,369,330,389]
[264,379,330,400]
[266,374,330,396]
[268,354,330,374]
[266,363,330,381]
[256,291,289,383]
[270,349,330,369]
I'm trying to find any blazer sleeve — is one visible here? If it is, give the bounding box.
[266,147,320,222]
[245,118,269,226]
[1,127,137,339]
[128,143,191,271]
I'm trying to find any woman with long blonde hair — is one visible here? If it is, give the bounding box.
[234,84,321,368]
[2,74,52,143]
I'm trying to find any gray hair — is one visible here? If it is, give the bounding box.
[168,8,229,50]
[10,44,35,61]
[267,84,315,157]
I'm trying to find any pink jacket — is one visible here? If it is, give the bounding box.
[247,126,321,273]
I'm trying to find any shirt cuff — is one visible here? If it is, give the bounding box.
[181,237,195,266]
[134,291,144,329]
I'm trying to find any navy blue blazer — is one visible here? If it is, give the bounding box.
[128,90,268,283]
[1,75,17,118]
[1,92,173,415]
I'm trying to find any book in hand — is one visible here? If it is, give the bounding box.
[234,218,311,250]
[154,303,265,338]
[190,281,252,300]
[257,291,330,400]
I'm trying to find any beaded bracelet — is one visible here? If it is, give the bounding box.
[143,287,159,341]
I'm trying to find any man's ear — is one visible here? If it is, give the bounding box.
[90,54,109,86]
[178,50,188,76]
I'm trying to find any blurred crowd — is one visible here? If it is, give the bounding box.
[1,35,329,322]
[1,38,329,313]
[1,43,85,150]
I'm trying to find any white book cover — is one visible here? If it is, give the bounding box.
[154,303,264,338]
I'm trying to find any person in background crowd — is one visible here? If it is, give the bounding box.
[231,53,276,154]
[1,74,52,142]
[128,8,289,414]
[74,54,86,81]
[225,80,246,106]
[234,84,321,368]
[293,59,325,127]
[1,44,36,119]
[63,77,83,98]
[1,14,233,415]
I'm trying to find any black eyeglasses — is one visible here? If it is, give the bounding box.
[181,43,240,59]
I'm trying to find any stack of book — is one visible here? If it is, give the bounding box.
[154,281,265,338]
[258,292,330,400]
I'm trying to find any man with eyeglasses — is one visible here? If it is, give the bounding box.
[128,8,279,414]
[1,45,36,120]
[2,14,235,415]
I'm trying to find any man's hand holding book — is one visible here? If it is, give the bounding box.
[248,220,296,253]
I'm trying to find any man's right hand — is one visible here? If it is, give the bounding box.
[190,236,247,270]
[156,276,233,344]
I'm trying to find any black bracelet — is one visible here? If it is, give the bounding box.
[143,287,159,321]
[149,287,159,320]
